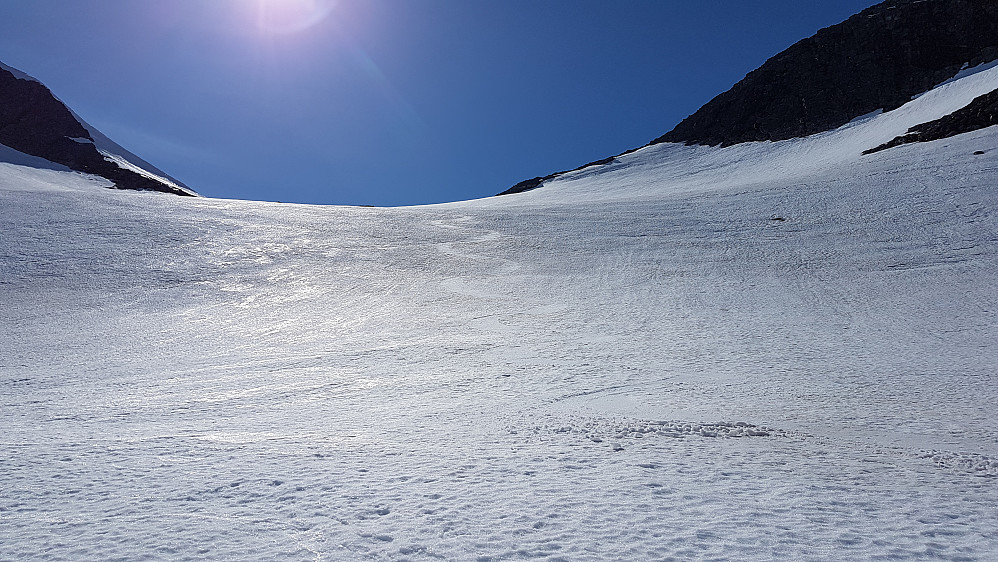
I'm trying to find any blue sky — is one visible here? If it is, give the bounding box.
[0,1,875,206]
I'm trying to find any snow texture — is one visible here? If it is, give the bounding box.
[1,67,997,560]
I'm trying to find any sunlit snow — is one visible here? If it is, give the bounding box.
[1,66,997,560]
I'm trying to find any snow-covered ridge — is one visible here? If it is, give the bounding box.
[66,107,194,195]
[0,60,39,83]
[0,60,196,196]
[481,60,998,206]
[99,149,196,197]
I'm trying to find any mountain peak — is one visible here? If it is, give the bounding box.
[654,0,998,147]
[0,61,195,196]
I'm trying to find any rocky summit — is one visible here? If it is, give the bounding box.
[654,0,998,147]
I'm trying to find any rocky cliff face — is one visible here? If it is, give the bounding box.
[0,63,194,196]
[654,0,998,147]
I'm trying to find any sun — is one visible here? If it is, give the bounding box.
[255,0,337,35]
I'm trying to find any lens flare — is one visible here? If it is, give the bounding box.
[256,0,337,34]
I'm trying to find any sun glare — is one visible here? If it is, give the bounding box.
[255,0,337,35]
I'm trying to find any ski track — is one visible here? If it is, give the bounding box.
[3,131,998,557]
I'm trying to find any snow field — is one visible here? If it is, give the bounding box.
[2,67,998,559]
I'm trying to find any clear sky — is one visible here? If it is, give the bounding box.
[0,0,875,206]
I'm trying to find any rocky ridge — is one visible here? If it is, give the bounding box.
[500,0,998,196]
[0,62,194,196]
[655,0,998,147]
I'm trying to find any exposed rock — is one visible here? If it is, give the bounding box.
[497,155,618,196]
[654,0,998,147]
[864,87,998,154]
[0,63,194,196]
[498,175,556,197]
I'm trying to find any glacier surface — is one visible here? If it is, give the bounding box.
[1,68,997,560]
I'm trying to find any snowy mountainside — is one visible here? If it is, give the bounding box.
[487,60,998,206]
[500,0,998,196]
[866,84,998,154]
[2,60,998,559]
[0,61,195,196]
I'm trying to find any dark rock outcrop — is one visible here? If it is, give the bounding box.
[864,87,998,154]
[497,155,619,196]
[0,63,194,196]
[654,0,998,147]
[498,175,555,196]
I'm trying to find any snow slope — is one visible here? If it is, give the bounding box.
[486,60,998,206]
[1,68,997,559]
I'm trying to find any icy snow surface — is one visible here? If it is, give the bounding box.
[2,68,998,560]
